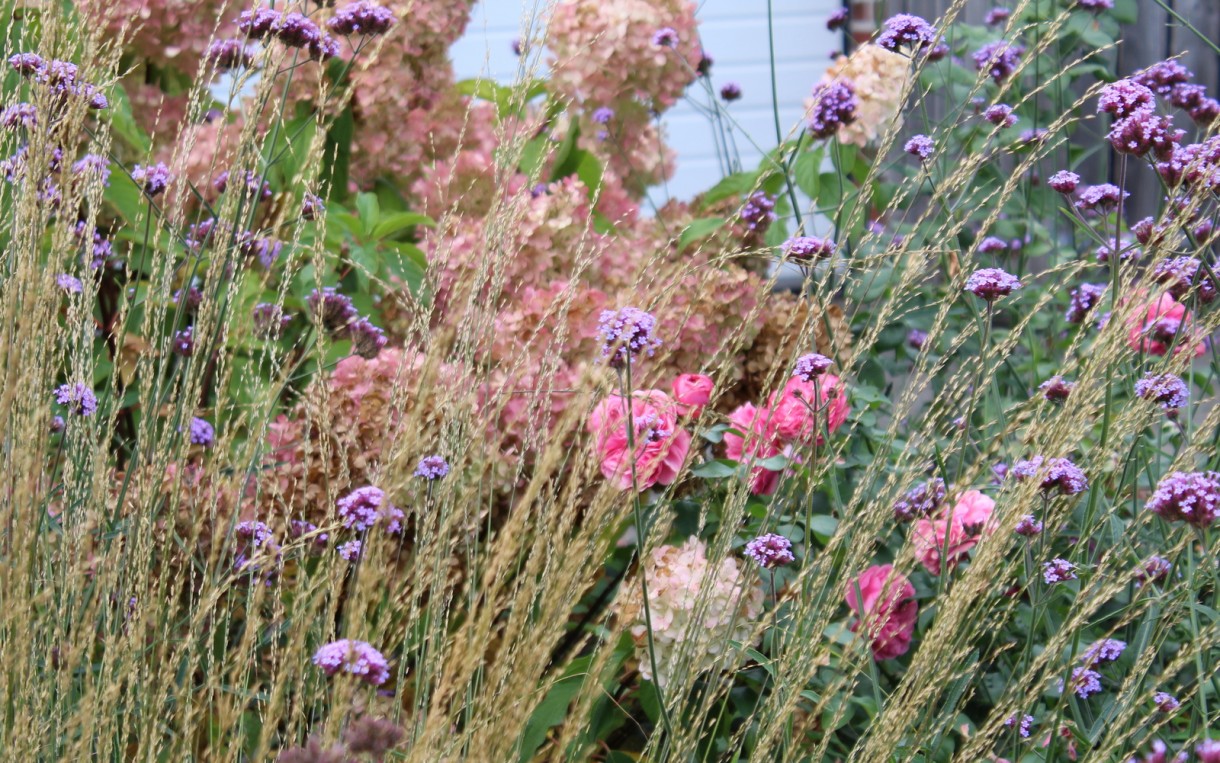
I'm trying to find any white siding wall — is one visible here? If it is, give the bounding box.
[449,0,843,201]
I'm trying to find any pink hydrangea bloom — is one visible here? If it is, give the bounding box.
[672,373,714,415]
[1125,292,1206,358]
[845,564,919,660]
[588,390,692,491]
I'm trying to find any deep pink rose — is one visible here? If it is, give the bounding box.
[911,490,995,575]
[765,374,850,444]
[1126,292,1205,358]
[588,390,692,491]
[724,402,783,495]
[672,373,714,416]
[845,564,918,660]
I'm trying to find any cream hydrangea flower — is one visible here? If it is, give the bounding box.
[619,537,763,687]
[813,44,912,147]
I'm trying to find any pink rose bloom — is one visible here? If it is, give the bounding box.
[672,373,714,416]
[724,402,783,495]
[588,390,692,491]
[765,374,850,444]
[845,564,918,660]
[1126,292,1206,358]
[912,490,995,575]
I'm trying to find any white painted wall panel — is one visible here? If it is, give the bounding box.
[450,0,843,201]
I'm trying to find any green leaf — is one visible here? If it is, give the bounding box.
[354,192,380,237]
[757,453,789,471]
[516,656,591,762]
[678,217,726,248]
[106,84,152,154]
[549,124,583,181]
[793,149,823,198]
[321,105,354,201]
[700,423,729,444]
[807,515,838,542]
[384,241,428,296]
[371,211,435,240]
[702,170,761,206]
[691,460,738,479]
[575,151,603,196]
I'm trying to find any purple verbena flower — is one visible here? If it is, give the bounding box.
[1065,283,1105,324]
[744,533,795,569]
[784,235,836,262]
[1043,558,1077,584]
[983,103,1017,127]
[827,7,849,31]
[1,102,37,130]
[72,154,111,186]
[1134,372,1188,411]
[905,134,935,161]
[1136,556,1172,587]
[1075,184,1127,212]
[131,162,172,197]
[1015,514,1043,536]
[1133,60,1193,96]
[336,485,404,534]
[1098,79,1155,119]
[338,539,363,561]
[597,307,661,369]
[973,41,1024,83]
[906,329,928,350]
[591,106,615,124]
[652,27,679,48]
[793,353,833,381]
[877,14,936,52]
[1153,691,1180,712]
[1039,376,1075,403]
[740,191,776,232]
[327,1,397,37]
[204,39,259,70]
[1108,111,1183,160]
[301,192,324,221]
[985,7,1011,25]
[1048,170,1080,193]
[1082,638,1126,665]
[56,273,82,294]
[806,81,857,139]
[188,417,215,447]
[978,236,1008,254]
[719,82,742,102]
[54,382,98,416]
[892,478,946,522]
[414,455,450,480]
[1065,667,1103,698]
[347,317,387,360]
[253,302,291,340]
[1152,256,1216,304]
[306,287,357,333]
[1145,471,1220,528]
[312,639,389,685]
[1076,0,1113,11]
[964,267,1022,301]
[172,326,194,357]
[1004,713,1035,738]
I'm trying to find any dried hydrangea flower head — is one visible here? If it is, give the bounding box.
[743,533,795,569]
[311,639,389,685]
[617,537,762,687]
[964,267,1022,302]
[597,307,661,369]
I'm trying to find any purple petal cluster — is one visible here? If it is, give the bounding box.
[793,353,833,381]
[131,162,172,197]
[892,478,946,522]
[1137,555,1172,586]
[1043,557,1077,584]
[1152,256,1216,304]
[56,273,82,294]
[1065,283,1105,324]
[972,41,1024,83]
[204,39,258,70]
[307,287,358,333]
[743,533,796,569]
[1134,372,1188,410]
[1133,60,1193,96]
[253,302,292,339]
[336,485,404,534]
[72,154,111,187]
[1145,471,1220,527]
[237,7,339,59]
[8,53,107,108]
[54,382,98,416]
[1,102,37,130]
[1065,667,1103,698]
[312,639,389,685]
[327,1,397,37]
[964,267,1022,301]
[188,417,215,447]
[415,455,451,480]
[1082,638,1126,665]
[806,81,857,140]
[1004,713,1034,738]
[983,104,1017,127]
[339,539,363,561]
[1015,515,1043,536]
[348,318,387,360]
[904,135,935,161]
[1075,184,1127,212]
[1048,170,1080,193]
[719,83,742,102]
[1039,376,1075,403]
[1108,110,1183,159]
[978,236,1008,254]
[1153,691,1180,712]
[651,27,679,48]
[784,235,836,262]
[172,326,194,357]
[1097,79,1155,119]
[740,191,776,232]
[597,306,661,369]
[877,14,937,52]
